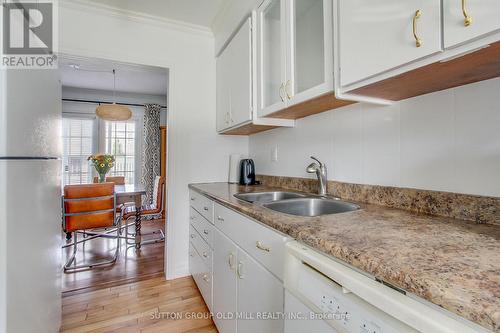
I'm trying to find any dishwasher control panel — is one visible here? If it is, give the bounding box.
[292,262,418,333]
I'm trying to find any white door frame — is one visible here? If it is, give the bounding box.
[59,51,175,280]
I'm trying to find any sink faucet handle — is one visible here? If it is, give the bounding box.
[310,156,323,167]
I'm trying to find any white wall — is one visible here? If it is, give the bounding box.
[58,1,248,279]
[250,77,500,197]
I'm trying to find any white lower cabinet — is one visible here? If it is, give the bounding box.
[190,190,288,333]
[213,229,238,333]
[236,249,284,333]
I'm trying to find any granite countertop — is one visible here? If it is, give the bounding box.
[189,182,500,332]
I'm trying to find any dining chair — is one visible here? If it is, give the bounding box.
[93,176,125,185]
[62,183,122,272]
[122,176,165,247]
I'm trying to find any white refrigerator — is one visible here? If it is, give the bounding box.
[0,69,62,333]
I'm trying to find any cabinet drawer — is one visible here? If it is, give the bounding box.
[190,242,213,310]
[189,190,214,223]
[190,207,214,249]
[214,203,289,280]
[190,225,213,272]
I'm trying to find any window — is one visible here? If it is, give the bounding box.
[62,117,95,185]
[104,121,137,185]
[62,104,143,187]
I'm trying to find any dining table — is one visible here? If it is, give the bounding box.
[115,184,146,249]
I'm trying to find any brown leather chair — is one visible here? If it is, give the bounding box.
[122,176,165,247]
[62,183,121,272]
[93,176,125,185]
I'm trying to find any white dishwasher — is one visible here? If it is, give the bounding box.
[284,241,490,333]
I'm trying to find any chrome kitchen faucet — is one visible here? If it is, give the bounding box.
[306,156,328,196]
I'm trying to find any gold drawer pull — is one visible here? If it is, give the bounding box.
[285,80,292,99]
[462,0,472,26]
[279,82,285,102]
[413,10,422,48]
[256,241,271,252]
[237,261,244,279]
[228,252,235,269]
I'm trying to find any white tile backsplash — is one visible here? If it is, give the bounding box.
[249,77,500,197]
[454,79,500,196]
[331,104,363,183]
[399,89,456,192]
[361,103,401,186]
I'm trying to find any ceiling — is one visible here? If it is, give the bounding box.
[84,0,228,28]
[59,57,168,96]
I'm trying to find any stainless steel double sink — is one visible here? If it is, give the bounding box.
[234,191,360,217]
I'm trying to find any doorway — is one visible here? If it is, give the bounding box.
[58,55,169,294]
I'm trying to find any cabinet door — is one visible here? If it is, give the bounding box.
[237,249,284,333]
[228,18,253,127]
[339,0,442,86]
[257,0,288,116]
[213,229,238,333]
[286,0,333,105]
[443,0,500,48]
[216,49,231,132]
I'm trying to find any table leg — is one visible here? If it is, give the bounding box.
[135,206,142,249]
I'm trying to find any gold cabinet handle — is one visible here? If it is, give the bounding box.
[279,83,285,102]
[462,0,472,26]
[256,241,271,252]
[237,261,244,279]
[412,10,422,48]
[285,80,292,99]
[228,252,235,270]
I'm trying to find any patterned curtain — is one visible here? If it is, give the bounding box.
[141,104,161,204]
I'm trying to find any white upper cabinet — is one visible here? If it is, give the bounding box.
[339,0,442,87]
[257,0,333,117]
[216,18,253,132]
[287,0,333,105]
[443,0,500,48]
[216,48,231,132]
[257,0,288,116]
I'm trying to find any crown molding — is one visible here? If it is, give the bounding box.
[59,0,214,38]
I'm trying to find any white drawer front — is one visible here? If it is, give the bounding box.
[190,225,213,272]
[214,203,289,280]
[189,190,214,223]
[190,242,212,310]
[190,207,214,249]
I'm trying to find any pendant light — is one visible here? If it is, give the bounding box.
[96,69,132,121]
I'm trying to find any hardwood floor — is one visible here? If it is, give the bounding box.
[60,276,218,333]
[63,219,165,295]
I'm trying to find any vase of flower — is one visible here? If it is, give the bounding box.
[88,154,115,183]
